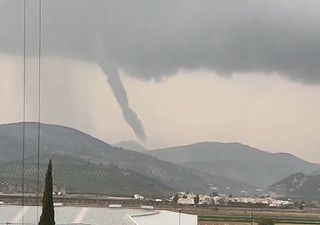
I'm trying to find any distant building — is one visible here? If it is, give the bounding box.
[134,194,144,200]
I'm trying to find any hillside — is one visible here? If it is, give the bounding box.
[149,142,320,188]
[0,123,255,195]
[0,154,172,195]
[269,172,320,200]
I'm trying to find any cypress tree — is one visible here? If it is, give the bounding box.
[194,194,200,205]
[39,160,55,225]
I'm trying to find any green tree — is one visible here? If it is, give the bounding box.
[39,160,55,225]
[194,195,200,205]
[258,218,274,225]
[299,201,306,210]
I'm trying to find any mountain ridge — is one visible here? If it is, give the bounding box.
[268,172,320,200]
[0,122,256,195]
[149,142,320,188]
[114,140,147,152]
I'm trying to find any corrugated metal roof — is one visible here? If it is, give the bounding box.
[0,206,197,225]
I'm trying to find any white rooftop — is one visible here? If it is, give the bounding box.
[0,205,197,225]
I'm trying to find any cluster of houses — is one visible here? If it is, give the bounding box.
[229,197,294,207]
[172,192,294,208]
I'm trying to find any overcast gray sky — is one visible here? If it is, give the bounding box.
[0,0,320,162]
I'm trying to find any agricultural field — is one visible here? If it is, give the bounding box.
[159,206,320,225]
[195,207,320,225]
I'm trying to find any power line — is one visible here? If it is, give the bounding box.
[21,1,43,222]
[22,0,27,224]
[36,0,42,221]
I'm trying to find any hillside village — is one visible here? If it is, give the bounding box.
[172,192,294,208]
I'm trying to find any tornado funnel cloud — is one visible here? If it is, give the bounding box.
[96,47,147,141]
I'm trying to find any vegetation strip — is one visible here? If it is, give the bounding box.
[198,215,320,224]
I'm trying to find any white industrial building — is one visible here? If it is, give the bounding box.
[0,205,197,225]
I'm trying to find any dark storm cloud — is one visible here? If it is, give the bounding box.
[1,0,320,83]
[1,0,320,139]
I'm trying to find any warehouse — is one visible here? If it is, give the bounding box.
[0,205,197,225]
